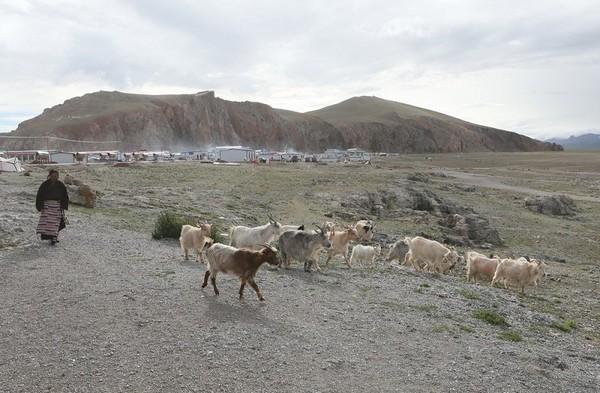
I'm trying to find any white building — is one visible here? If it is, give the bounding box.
[319,148,345,162]
[49,151,75,164]
[3,150,49,163]
[75,150,119,163]
[131,151,170,161]
[215,146,256,162]
[181,150,212,160]
[280,152,304,162]
[345,148,371,162]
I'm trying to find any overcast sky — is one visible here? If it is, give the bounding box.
[1,0,599,139]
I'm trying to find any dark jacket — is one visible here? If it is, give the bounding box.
[36,180,69,212]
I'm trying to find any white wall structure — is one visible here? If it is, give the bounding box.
[49,151,75,164]
[215,146,256,162]
[346,148,371,162]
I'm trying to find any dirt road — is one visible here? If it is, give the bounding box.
[1,175,598,392]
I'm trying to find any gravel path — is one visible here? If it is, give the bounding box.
[438,170,600,203]
[1,178,599,392]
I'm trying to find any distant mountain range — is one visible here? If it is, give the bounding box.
[1,90,562,153]
[546,133,600,150]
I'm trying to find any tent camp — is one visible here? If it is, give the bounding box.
[0,157,24,172]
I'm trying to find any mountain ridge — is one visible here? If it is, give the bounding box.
[2,91,561,153]
[546,133,600,150]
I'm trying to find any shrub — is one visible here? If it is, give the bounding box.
[473,309,509,326]
[209,224,226,245]
[151,211,194,240]
[551,319,576,333]
[498,330,523,342]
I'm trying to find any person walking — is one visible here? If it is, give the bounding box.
[36,169,69,245]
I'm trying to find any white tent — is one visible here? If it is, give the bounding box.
[0,157,24,172]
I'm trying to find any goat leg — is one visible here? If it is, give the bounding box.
[248,278,264,301]
[239,278,247,299]
[343,250,352,268]
[202,271,210,288]
[323,253,333,270]
[211,275,219,295]
[304,260,311,272]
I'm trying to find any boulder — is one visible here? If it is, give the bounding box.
[525,195,576,216]
[64,174,83,186]
[410,190,438,212]
[464,213,503,245]
[439,212,503,246]
[67,184,96,208]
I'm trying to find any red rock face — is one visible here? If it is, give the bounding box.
[2,91,561,153]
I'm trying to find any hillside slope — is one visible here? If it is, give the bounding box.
[2,91,560,153]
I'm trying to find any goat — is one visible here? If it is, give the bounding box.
[179,222,212,262]
[229,214,282,249]
[202,243,279,301]
[277,225,331,272]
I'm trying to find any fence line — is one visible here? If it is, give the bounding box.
[0,135,121,144]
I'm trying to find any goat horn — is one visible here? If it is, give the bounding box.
[260,243,276,251]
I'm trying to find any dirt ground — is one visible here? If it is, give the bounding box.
[1,152,599,392]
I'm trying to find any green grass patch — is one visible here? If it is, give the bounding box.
[551,319,576,333]
[473,309,509,326]
[419,283,430,288]
[498,330,523,342]
[459,288,480,300]
[209,224,226,245]
[458,324,475,333]
[151,210,195,240]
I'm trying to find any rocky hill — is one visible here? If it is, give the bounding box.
[2,91,561,153]
[302,96,561,153]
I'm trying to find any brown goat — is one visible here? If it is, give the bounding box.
[202,243,279,301]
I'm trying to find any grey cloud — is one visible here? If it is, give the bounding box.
[0,0,599,138]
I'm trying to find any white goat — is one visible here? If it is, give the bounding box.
[229,216,282,250]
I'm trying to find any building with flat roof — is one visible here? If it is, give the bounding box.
[214,146,256,162]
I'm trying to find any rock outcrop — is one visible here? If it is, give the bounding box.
[525,195,576,216]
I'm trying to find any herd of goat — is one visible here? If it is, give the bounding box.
[179,217,547,301]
